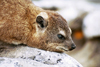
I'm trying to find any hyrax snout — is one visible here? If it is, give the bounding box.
[0,0,76,53]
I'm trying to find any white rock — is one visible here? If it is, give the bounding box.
[58,1,94,23]
[0,46,82,67]
[33,0,66,9]
[83,10,100,38]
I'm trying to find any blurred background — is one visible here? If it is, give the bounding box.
[32,0,100,67]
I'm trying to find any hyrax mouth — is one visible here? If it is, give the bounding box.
[56,46,69,52]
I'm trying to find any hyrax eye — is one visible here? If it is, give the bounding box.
[39,20,44,28]
[57,34,65,40]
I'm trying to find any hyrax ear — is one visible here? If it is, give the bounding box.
[36,12,48,28]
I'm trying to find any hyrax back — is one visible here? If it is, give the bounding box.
[0,0,76,52]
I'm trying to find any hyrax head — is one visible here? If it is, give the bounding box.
[29,11,76,53]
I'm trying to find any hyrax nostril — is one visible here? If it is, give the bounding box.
[72,44,76,49]
[69,44,76,51]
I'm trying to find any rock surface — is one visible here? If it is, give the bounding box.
[0,45,82,67]
[83,10,100,38]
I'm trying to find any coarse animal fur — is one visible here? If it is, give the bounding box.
[0,0,76,53]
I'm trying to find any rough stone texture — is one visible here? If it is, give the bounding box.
[0,45,82,67]
[83,10,100,38]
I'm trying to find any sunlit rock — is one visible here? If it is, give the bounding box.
[83,10,100,38]
[0,44,82,67]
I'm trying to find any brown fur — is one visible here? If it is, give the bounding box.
[0,0,75,52]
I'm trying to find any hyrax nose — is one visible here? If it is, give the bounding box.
[70,43,76,51]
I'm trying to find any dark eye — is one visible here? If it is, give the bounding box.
[57,34,65,40]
